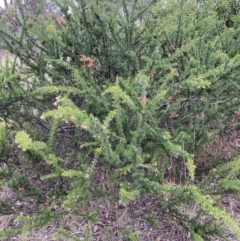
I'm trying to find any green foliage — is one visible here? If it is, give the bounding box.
[0,228,21,240]
[9,173,29,190]
[54,228,86,241]
[15,131,32,151]
[120,183,140,205]
[0,165,11,185]
[127,231,139,241]
[16,209,59,240]
[218,156,240,179]
[191,231,204,241]
[221,179,240,191]
[103,84,137,111]
[16,131,60,169]
[216,156,240,193]
[1,0,240,240]
[188,185,240,237]
[0,121,9,157]
[0,200,12,213]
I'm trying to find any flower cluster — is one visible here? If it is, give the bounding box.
[80,54,94,68]
[138,96,148,103]
[57,17,67,26]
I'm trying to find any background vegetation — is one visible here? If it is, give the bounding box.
[1,0,240,240]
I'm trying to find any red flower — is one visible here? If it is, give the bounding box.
[80,55,94,68]
[43,201,49,206]
[57,17,67,26]
[138,96,149,103]
[18,187,24,192]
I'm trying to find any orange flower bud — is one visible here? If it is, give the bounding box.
[57,17,66,26]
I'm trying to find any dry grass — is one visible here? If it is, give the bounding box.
[0,193,191,241]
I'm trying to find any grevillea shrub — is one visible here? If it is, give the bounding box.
[1,0,240,240]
